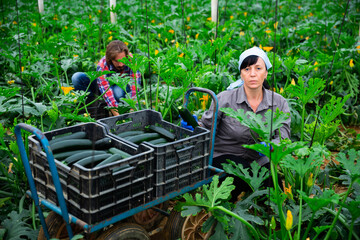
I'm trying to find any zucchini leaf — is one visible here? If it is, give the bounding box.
[336,149,360,181]
[222,160,269,192]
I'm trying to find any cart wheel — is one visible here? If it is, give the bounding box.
[164,209,213,240]
[37,211,96,240]
[97,222,150,240]
[129,201,169,231]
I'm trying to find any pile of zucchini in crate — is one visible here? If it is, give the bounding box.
[50,124,176,168]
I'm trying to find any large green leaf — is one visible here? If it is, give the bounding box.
[336,149,360,181]
[1,210,38,240]
[299,189,339,212]
[222,160,269,191]
[220,108,289,141]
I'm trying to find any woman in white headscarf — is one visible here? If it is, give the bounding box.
[199,47,291,199]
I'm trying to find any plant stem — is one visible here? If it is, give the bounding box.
[297,177,304,240]
[324,181,354,240]
[141,74,149,109]
[302,212,315,240]
[215,206,260,240]
[323,207,360,240]
[300,103,306,141]
[155,71,160,111]
[271,162,287,239]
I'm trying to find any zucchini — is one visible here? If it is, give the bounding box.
[51,139,93,153]
[94,137,113,150]
[109,147,132,159]
[76,153,112,168]
[49,132,87,146]
[147,125,176,141]
[117,130,145,138]
[126,133,161,144]
[95,154,123,167]
[64,150,107,165]
[147,137,168,145]
[53,150,87,160]
[178,106,199,129]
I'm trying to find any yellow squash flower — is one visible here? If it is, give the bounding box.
[8,163,13,174]
[186,16,190,21]
[108,36,113,41]
[357,45,360,54]
[155,49,159,56]
[280,88,284,93]
[239,31,245,36]
[151,19,155,23]
[330,80,333,85]
[265,29,272,34]
[349,59,354,68]
[61,86,74,95]
[306,173,314,187]
[291,78,296,85]
[244,12,247,17]
[128,20,132,24]
[168,29,174,34]
[32,22,36,27]
[284,184,294,200]
[165,38,168,43]
[230,15,234,20]
[195,33,199,39]
[178,53,184,58]
[7,80,15,85]
[207,17,212,21]
[21,66,24,72]
[251,37,254,43]
[274,21,278,29]
[124,41,129,46]
[84,113,90,117]
[286,210,293,231]
[200,94,210,110]
[314,61,318,71]
[262,46,273,52]
[175,42,179,48]
[158,33,161,38]
[73,54,79,58]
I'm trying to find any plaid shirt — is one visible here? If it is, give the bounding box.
[96,53,141,107]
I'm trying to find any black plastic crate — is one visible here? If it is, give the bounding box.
[97,110,210,197]
[28,122,154,224]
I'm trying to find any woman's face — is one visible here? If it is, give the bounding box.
[241,57,268,90]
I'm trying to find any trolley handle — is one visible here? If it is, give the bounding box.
[14,123,73,239]
[183,87,222,173]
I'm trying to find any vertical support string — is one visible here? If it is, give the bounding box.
[213,0,219,73]
[181,0,187,46]
[145,0,152,109]
[15,0,24,119]
[309,0,350,148]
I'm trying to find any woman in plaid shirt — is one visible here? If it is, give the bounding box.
[72,40,141,116]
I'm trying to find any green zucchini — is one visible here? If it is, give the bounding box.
[147,125,176,141]
[178,106,199,129]
[76,153,112,168]
[117,130,145,138]
[53,150,87,160]
[109,148,132,159]
[95,154,123,167]
[51,139,93,153]
[49,132,87,146]
[94,137,113,150]
[126,133,161,144]
[147,137,168,145]
[64,150,107,165]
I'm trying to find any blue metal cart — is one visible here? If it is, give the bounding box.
[15,87,223,239]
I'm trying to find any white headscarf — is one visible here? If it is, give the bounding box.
[238,46,272,71]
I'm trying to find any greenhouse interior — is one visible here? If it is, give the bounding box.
[0,0,360,239]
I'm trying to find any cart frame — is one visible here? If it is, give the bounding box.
[15,87,223,239]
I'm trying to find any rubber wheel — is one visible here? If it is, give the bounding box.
[164,210,213,240]
[38,211,96,240]
[96,222,150,240]
[128,201,169,231]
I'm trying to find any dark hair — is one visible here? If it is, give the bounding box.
[241,55,270,89]
[240,55,261,70]
[105,40,129,65]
